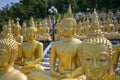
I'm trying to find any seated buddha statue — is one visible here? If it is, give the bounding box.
[75,21,86,39]
[37,20,51,41]
[54,20,63,40]
[21,21,27,41]
[15,21,44,74]
[78,9,120,80]
[13,21,23,43]
[28,5,84,80]
[0,33,27,80]
[82,18,91,35]
[104,16,114,33]
[76,20,83,36]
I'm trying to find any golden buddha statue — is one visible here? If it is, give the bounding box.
[76,21,83,36]
[37,21,42,33]
[78,9,120,80]
[36,20,51,41]
[105,16,114,33]
[82,18,91,35]
[54,20,63,40]
[28,4,83,80]
[15,20,44,74]
[0,33,27,80]
[14,21,23,43]
[21,21,27,41]
[103,16,120,39]
[75,21,86,39]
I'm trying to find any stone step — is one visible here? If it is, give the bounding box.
[41,62,58,66]
[43,58,50,62]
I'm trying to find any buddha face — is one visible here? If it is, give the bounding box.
[80,44,110,80]
[27,29,36,40]
[61,22,74,37]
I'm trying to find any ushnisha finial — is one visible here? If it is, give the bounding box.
[64,4,73,18]
[29,16,35,27]
[61,4,77,28]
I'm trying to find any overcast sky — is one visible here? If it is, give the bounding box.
[0,0,20,9]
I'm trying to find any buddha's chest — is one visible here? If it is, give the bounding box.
[56,43,78,57]
[22,43,37,53]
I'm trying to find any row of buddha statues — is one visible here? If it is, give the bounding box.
[1,8,120,41]
[55,9,120,40]
[0,4,120,80]
[75,9,120,22]
[1,17,52,42]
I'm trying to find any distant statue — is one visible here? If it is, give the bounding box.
[36,20,51,41]
[82,18,91,35]
[21,21,27,41]
[54,20,63,40]
[0,33,27,80]
[14,21,23,43]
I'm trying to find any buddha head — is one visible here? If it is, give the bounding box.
[79,35,113,80]
[79,9,114,80]
[26,27,37,41]
[0,33,18,68]
[26,17,37,40]
[61,4,77,37]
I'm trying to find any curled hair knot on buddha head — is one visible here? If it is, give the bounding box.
[0,33,18,54]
